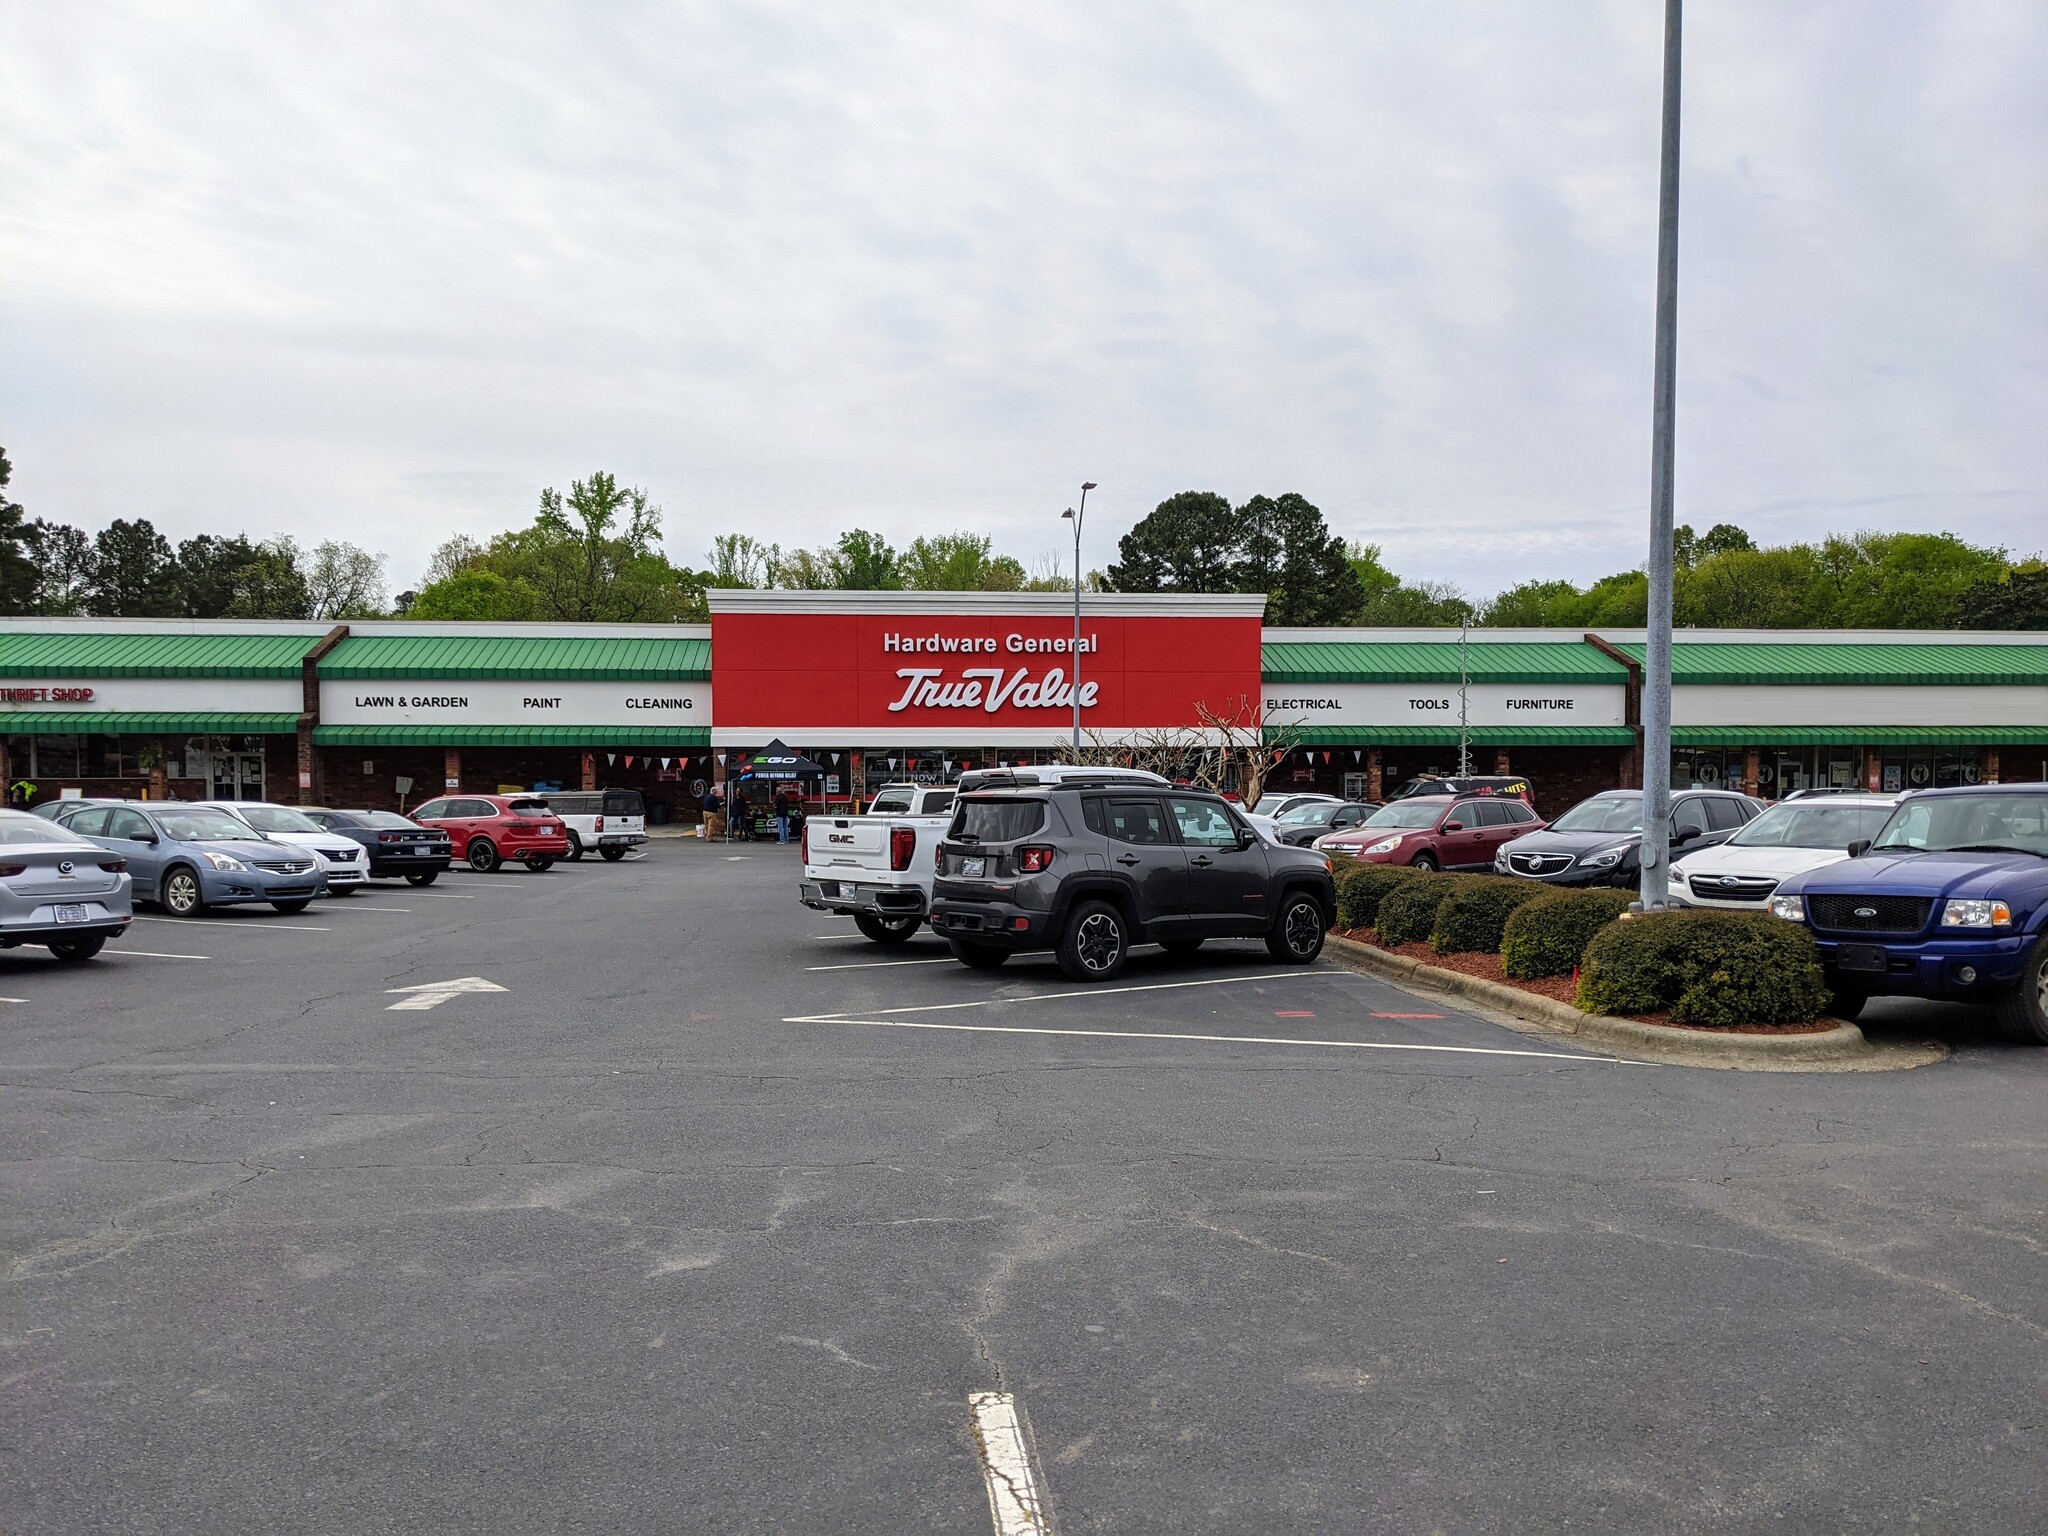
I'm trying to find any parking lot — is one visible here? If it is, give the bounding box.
[4,839,2045,1533]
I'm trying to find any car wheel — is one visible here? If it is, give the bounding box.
[523,856,554,871]
[1266,890,1328,963]
[1991,935,2048,1046]
[1160,937,1205,956]
[1058,899,1128,982]
[272,900,312,915]
[947,939,1009,970]
[47,936,105,963]
[161,865,204,916]
[599,845,627,862]
[1410,851,1439,872]
[566,831,585,861]
[466,838,500,873]
[855,912,920,946]
[1828,987,1869,1022]
[405,871,439,887]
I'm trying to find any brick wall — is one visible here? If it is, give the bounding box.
[313,746,712,819]
[1285,743,1629,815]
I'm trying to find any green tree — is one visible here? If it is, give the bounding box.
[86,518,182,616]
[1236,493,1363,624]
[407,568,545,620]
[1106,491,1241,592]
[1954,561,2048,630]
[0,447,35,614]
[225,537,313,618]
[1480,579,1584,626]
[1676,546,1820,627]
[1673,522,1755,569]
[1347,541,1472,624]
[899,532,1028,591]
[1805,531,2005,627]
[175,534,263,617]
[708,533,779,589]
[305,539,388,618]
[22,521,94,614]
[769,546,838,589]
[830,528,902,589]
[481,473,705,621]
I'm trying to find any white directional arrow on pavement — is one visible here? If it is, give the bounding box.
[384,976,509,1011]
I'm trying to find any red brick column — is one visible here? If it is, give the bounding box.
[1366,746,1383,803]
[444,747,462,794]
[1743,746,1761,797]
[1982,746,2000,785]
[1493,747,1511,775]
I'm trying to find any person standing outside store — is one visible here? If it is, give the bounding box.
[772,788,794,845]
[700,783,723,840]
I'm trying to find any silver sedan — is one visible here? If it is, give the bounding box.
[0,808,134,962]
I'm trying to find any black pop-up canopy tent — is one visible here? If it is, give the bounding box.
[736,740,827,783]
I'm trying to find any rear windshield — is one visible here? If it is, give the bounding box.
[240,805,323,834]
[0,815,93,847]
[951,798,1046,843]
[510,801,553,818]
[603,789,645,817]
[1277,803,1341,825]
[1731,802,1894,850]
[360,812,426,829]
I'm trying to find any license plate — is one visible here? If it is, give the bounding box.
[55,904,87,924]
[961,857,986,878]
[1837,943,1889,973]
[819,881,842,898]
[409,845,430,854]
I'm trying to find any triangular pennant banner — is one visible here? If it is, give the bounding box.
[606,754,616,766]
[624,755,635,768]
[661,757,672,770]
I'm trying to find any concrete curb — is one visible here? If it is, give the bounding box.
[1322,933,1944,1072]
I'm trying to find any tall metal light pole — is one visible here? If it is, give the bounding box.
[1061,482,1096,753]
[1640,0,1683,910]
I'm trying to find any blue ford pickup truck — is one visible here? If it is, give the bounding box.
[1769,785,2048,1042]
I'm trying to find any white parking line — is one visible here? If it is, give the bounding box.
[322,906,411,913]
[417,894,477,899]
[969,1391,1051,1536]
[0,995,29,1003]
[113,948,212,960]
[805,957,958,972]
[787,1013,1625,1063]
[133,916,329,933]
[855,969,1355,1016]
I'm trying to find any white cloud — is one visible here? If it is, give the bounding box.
[2,0,2042,596]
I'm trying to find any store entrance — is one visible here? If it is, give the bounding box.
[208,749,265,801]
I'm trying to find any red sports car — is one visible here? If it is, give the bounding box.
[405,793,572,873]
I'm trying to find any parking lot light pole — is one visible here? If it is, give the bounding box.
[1640,0,1682,911]
[1062,482,1096,754]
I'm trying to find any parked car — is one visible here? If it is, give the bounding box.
[927,776,1336,981]
[0,807,133,961]
[1770,784,2048,1042]
[407,794,571,872]
[537,788,648,861]
[1495,788,1764,888]
[1318,794,1545,871]
[1671,792,1897,909]
[801,781,973,943]
[50,799,326,915]
[300,809,454,884]
[1243,791,1341,842]
[194,800,371,893]
[1388,774,1536,807]
[1268,800,1379,847]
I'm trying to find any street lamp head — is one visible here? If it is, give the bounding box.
[1061,507,1075,519]
[1081,481,1097,491]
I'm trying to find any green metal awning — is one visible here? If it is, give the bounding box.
[1671,726,2048,748]
[1277,726,1638,747]
[1262,640,1626,685]
[0,711,300,734]
[320,634,711,681]
[1614,640,2048,686]
[313,724,711,748]
[0,632,314,678]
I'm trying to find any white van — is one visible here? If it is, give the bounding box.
[539,789,648,861]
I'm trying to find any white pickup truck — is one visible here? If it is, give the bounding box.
[798,783,959,944]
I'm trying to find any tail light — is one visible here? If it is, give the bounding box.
[1017,846,1055,873]
[800,822,810,861]
[935,842,945,873]
[595,815,604,832]
[378,831,401,843]
[889,826,916,871]
[0,864,24,877]
[99,860,129,873]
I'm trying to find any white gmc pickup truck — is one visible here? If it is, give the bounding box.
[798,783,959,944]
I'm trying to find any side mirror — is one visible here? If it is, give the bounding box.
[1236,828,1258,849]
[138,835,159,846]
[1672,827,1699,845]
[1847,839,1871,858]
[1441,820,1464,832]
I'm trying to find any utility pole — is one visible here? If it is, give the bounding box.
[1457,615,1472,776]
[1640,0,1683,911]
[1062,483,1096,754]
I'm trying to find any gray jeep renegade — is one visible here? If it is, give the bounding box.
[928,771,1338,981]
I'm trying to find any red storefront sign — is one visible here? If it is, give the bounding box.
[708,592,1264,743]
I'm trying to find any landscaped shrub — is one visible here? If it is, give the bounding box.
[1500,887,1635,978]
[1576,909,1828,1027]
[1430,877,1547,954]
[1333,862,1427,931]
[1373,873,1483,948]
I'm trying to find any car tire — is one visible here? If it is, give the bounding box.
[161,865,204,917]
[1057,899,1129,982]
[1828,987,1869,1022]
[566,831,585,861]
[1160,937,1205,956]
[405,872,439,887]
[947,939,1009,970]
[855,912,920,946]
[47,936,105,963]
[272,900,312,915]
[1266,890,1328,963]
[1410,851,1439,872]
[466,838,500,873]
[600,845,627,862]
[523,856,554,871]
[1991,935,2048,1046]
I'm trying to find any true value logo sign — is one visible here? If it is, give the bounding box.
[882,629,1101,714]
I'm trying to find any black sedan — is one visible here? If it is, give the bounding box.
[1494,788,1763,887]
[1269,800,1380,846]
[301,808,454,885]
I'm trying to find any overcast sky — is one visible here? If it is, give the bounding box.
[4,2,2043,600]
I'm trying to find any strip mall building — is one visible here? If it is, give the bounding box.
[2,592,2043,815]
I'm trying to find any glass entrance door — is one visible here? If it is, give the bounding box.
[208,750,265,801]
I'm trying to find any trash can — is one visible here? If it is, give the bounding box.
[650,801,673,826]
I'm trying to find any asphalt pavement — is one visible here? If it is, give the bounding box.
[3,841,2043,1533]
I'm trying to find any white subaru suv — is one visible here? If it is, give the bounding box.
[1671,791,1897,910]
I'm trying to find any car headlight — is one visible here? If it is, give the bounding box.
[1941,899,2012,929]
[1362,836,1404,856]
[1768,894,1806,922]
[1579,846,1626,868]
[200,850,249,872]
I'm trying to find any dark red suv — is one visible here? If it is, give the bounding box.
[407,794,572,873]
[1314,794,1546,872]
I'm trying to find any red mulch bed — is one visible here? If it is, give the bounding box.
[1332,928,1837,1035]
